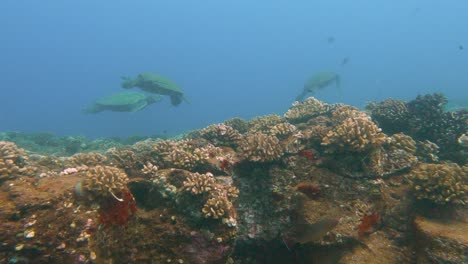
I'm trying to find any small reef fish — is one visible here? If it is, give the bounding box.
[282,218,339,251]
[341,57,349,66]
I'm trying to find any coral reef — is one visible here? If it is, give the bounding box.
[284,97,340,123]
[269,122,297,139]
[152,139,216,170]
[182,171,239,223]
[365,98,410,134]
[1,94,466,263]
[458,132,468,148]
[98,188,137,226]
[200,124,242,148]
[295,182,321,199]
[224,117,249,133]
[66,152,107,167]
[105,147,143,176]
[238,132,283,162]
[76,165,129,201]
[389,133,417,154]
[247,114,284,133]
[368,93,468,163]
[408,163,468,204]
[182,172,216,194]
[321,115,388,153]
[414,216,468,263]
[357,212,379,238]
[416,140,440,162]
[0,141,28,182]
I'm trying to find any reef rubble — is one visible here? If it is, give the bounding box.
[0,94,466,263]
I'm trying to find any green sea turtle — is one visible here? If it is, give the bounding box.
[296,71,340,101]
[83,91,162,114]
[121,73,188,106]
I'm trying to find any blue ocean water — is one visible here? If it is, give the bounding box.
[0,0,466,138]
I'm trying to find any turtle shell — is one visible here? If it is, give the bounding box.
[90,91,157,112]
[305,71,339,89]
[134,73,183,96]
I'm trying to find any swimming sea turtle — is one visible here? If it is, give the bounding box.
[121,73,188,106]
[295,71,340,101]
[83,91,162,114]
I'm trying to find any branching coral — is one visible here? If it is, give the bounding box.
[74,165,136,226]
[409,163,468,205]
[389,133,417,154]
[106,147,142,176]
[321,116,388,153]
[366,98,410,134]
[403,94,465,159]
[416,140,440,163]
[407,93,447,121]
[66,152,107,167]
[363,133,418,176]
[368,93,467,163]
[170,147,209,170]
[179,171,239,224]
[200,124,242,148]
[365,147,418,177]
[77,165,129,201]
[269,123,297,140]
[202,196,233,220]
[281,131,305,154]
[152,139,216,170]
[284,97,334,123]
[0,141,28,182]
[224,117,249,134]
[182,172,216,194]
[248,114,284,133]
[145,168,179,199]
[238,132,284,162]
[246,115,298,141]
[331,105,368,122]
[302,121,331,147]
[141,162,159,176]
[202,185,239,223]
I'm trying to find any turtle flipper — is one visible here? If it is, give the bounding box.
[335,75,341,88]
[129,101,148,112]
[82,104,101,114]
[182,95,191,104]
[121,76,137,89]
[295,88,310,102]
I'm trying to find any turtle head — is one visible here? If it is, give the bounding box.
[170,94,183,106]
[169,94,190,106]
[335,74,341,88]
[121,76,136,89]
[82,105,100,114]
[147,95,162,104]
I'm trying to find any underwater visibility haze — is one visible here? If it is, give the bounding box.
[0,0,467,138]
[0,1,467,264]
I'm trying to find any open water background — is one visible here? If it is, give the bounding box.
[0,0,466,138]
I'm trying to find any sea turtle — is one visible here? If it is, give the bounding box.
[83,91,162,114]
[121,73,188,106]
[295,71,340,101]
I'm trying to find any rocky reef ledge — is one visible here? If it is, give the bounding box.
[1,94,466,263]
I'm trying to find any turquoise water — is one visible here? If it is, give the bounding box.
[0,1,467,137]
